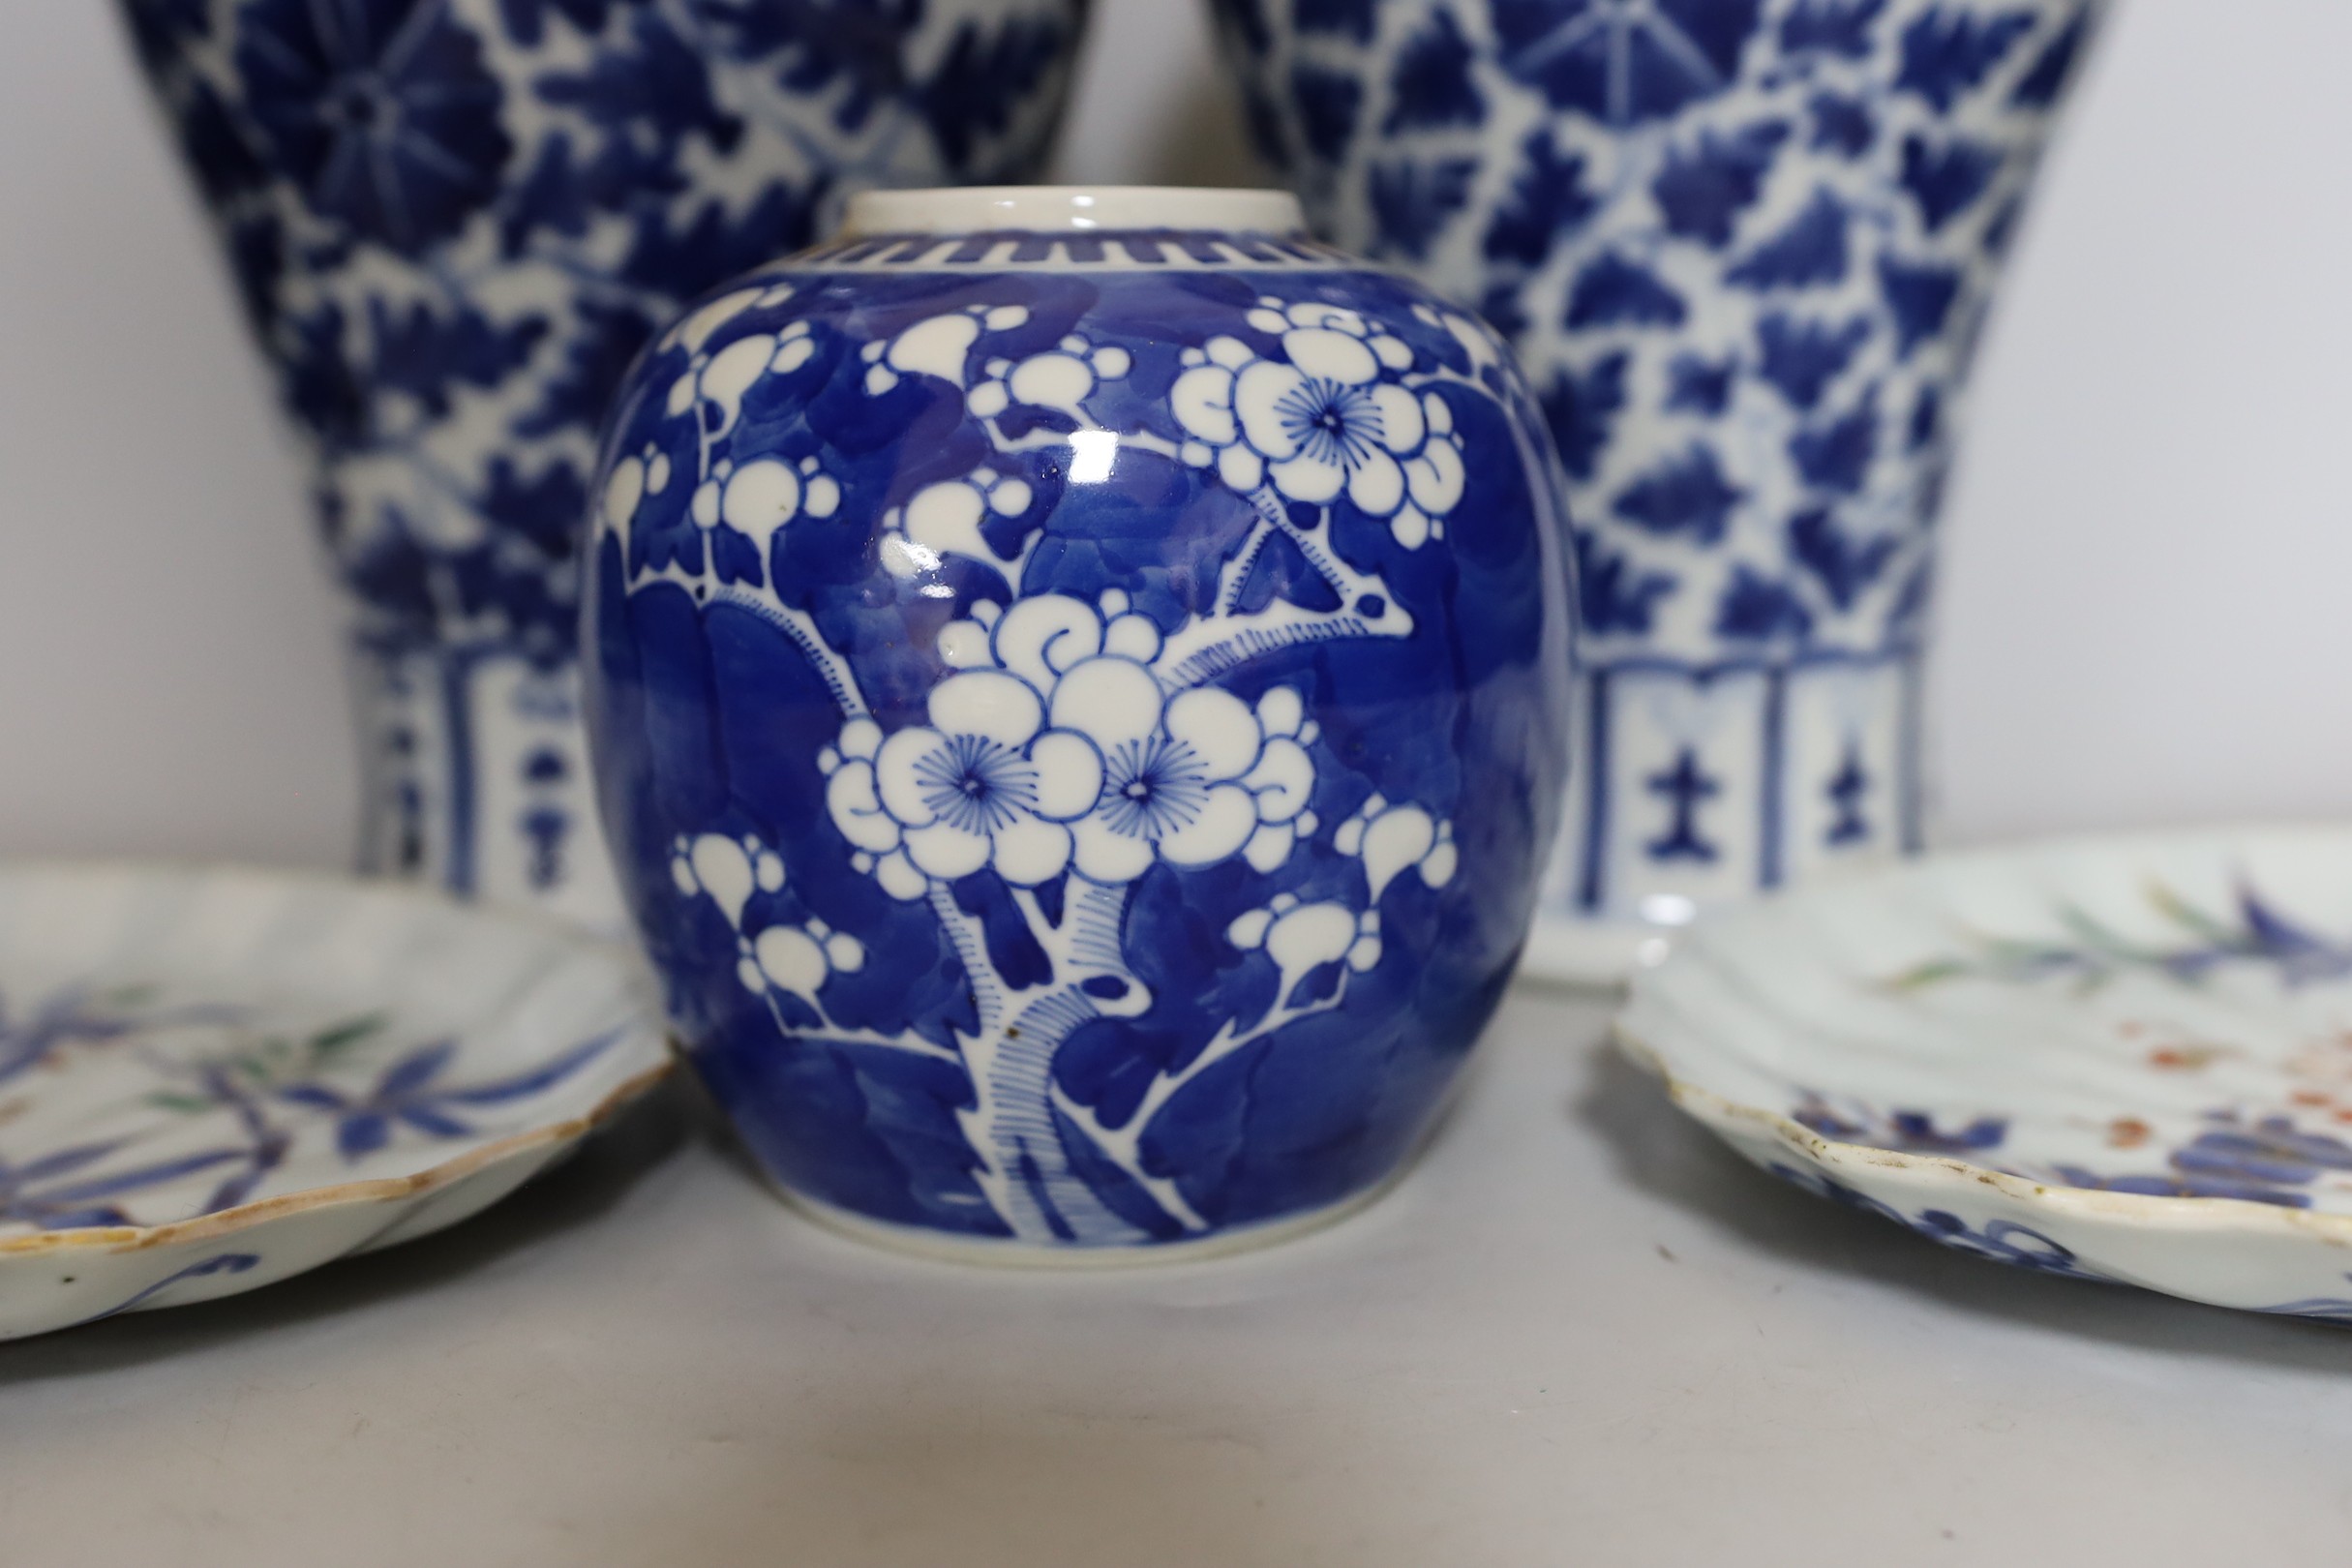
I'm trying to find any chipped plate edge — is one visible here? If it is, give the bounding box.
[1614,826,2352,1321]
[0,859,675,1340]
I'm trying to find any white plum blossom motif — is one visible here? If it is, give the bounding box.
[859,312,1145,594]
[837,304,1443,662]
[598,439,672,546]
[1227,894,1383,985]
[666,313,816,440]
[1334,797,1459,899]
[818,674,1101,896]
[600,433,846,564]
[690,452,841,541]
[1221,796,1459,992]
[1062,667,1317,885]
[1172,298,1469,549]
[660,281,796,356]
[600,310,846,573]
[876,468,1036,588]
[1230,685,1321,874]
[662,830,967,1069]
[670,832,866,1005]
[967,335,1134,426]
[859,303,1138,426]
[822,591,1323,896]
[859,302,1035,396]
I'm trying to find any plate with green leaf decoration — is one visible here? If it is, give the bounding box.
[0,862,669,1340]
[1616,826,2352,1321]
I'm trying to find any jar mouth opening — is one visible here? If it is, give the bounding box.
[840,186,1307,238]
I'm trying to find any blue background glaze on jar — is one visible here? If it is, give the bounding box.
[584,214,1572,1251]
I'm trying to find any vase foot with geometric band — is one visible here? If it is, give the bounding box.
[1529,648,1924,983]
[351,644,623,930]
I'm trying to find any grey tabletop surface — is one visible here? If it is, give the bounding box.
[1,984,2343,1567]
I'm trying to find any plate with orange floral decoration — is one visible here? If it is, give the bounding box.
[1616,827,2352,1320]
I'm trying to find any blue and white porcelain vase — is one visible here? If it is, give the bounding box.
[1213,0,2101,981]
[583,187,1573,1259]
[119,0,1088,927]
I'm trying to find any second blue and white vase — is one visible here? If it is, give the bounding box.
[1214,0,2102,980]
[120,0,1089,926]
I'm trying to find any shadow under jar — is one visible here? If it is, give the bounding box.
[118,0,1089,928]
[1213,0,2105,983]
[584,186,1574,1260]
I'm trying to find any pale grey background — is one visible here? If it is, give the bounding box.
[1,0,2343,870]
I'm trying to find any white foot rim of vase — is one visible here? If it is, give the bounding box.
[773,1164,1412,1269]
[1517,914,1686,992]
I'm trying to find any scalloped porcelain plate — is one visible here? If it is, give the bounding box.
[0,862,669,1340]
[1616,827,2352,1321]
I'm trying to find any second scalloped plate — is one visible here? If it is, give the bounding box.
[1615,826,2352,1321]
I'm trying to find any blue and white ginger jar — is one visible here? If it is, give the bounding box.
[584,187,1574,1258]
[120,0,1089,928]
[1212,0,2102,981]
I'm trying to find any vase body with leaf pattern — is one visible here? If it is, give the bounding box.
[1215,0,2101,980]
[120,0,1088,926]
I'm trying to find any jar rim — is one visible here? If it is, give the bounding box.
[840,186,1308,238]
